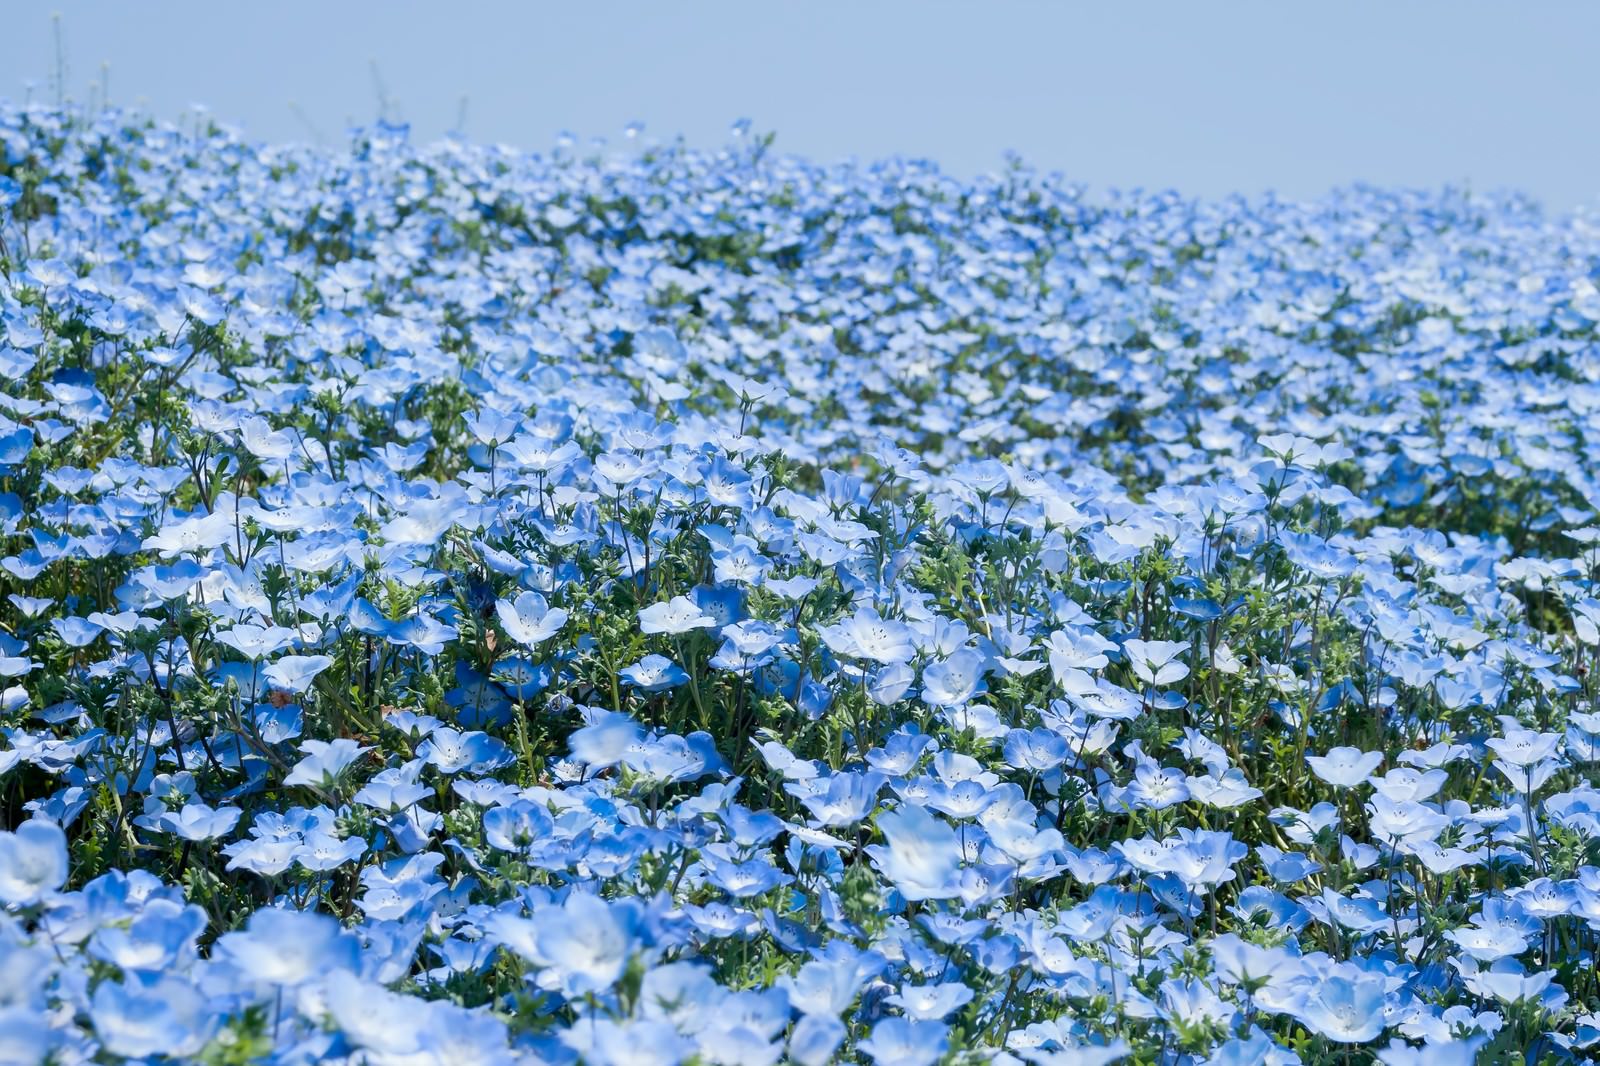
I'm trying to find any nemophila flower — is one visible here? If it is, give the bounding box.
[1047,627,1115,681]
[638,595,718,635]
[1369,767,1448,802]
[417,726,513,775]
[1486,721,1564,767]
[1122,762,1191,810]
[569,710,646,769]
[1376,1036,1486,1065]
[1187,768,1264,808]
[779,958,868,1017]
[448,666,515,729]
[1257,844,1322,883]
[1004,726,1069,772]
[821,607,916,665]
[0,818,68,905]
[214,907,361,985]
[49,615,103,648]
[690,583,746,632]
[700,853,792,898]
[153,800,242,841]
[622,653,690,692]
[222,837,300,877]
[1306,746,1384,788]
[794,770,885,827]
[868,803,962,901]
[494,655,552,700]
[788,1013,846,1066]
[135,559,206,600]
[623,730,727,783]
[921,648,987,707]
[0,426,32,468]
[0,1007,59,1063]
[858,1016,949,1066]
[1121,638,1189,687]
[1318,888,1391,934]
[89,976,215,1059]
[6,103,1600,1062]
[262,653,333,694]
[1367,794,1452,843]
[293,831,368,871]
[496,590,567,646]
[214,622,298,659]
[887,981,975,1021]
[562,1017,694,1066]
[712,543,771,585]
[1495,756,1563,794]
[1292,972,1390,1043]
[483,800,554,853]
[490,892,640,996]
[88,898,207,972]
[283,738,370,788]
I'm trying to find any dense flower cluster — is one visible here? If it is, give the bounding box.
[2,101,1600,1064]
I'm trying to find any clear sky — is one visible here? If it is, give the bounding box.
[6,2,1599,210]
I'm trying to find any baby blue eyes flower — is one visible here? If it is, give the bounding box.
[261,653,334,694]
[622,653,690,691]
[417,727,513,775]
[1376,1036,1486,1065]
[867,803,962,902]
[858,1017,950,1066]
[1121,638,1190,686]
[89,977,215,1060]
[820,607,916,665]
[788,1013,846,1066]
[568,710,646,769]
[153,801,243,841]
[49,615,104,648]
[495,590,567,646]
[88,898,207,972]
[795,770,886,827]
[482,799,554,853]
[562,1017,695,1066]
[490,892,640,996]
[0,818,68,905]
[886,981,975,1020]
[5,105,1600,1064]
[214,907,362,986]
[920,648,987,707]
[1292,973,1390,1043]
[0,1007,59,1064]
[1306,745,1385,788]
[638,595,718,635]
[213,622,298,659]
[1003,726,1068,772]
[283,738,370,788]
[0,426,33,467]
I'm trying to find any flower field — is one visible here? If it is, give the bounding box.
[4,103,1600,1063]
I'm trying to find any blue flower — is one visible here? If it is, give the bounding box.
[1293,973,1389,1043]
[858,1017,949,1066]
[214,907,362,986]
[283,739,370,789]
[867,804,962,902]
[89,977,215,1059]
[417,726,513,775]
[0,819,68,905]
[621,653,689,692]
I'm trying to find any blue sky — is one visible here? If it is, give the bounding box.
[6,2,1599,209]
